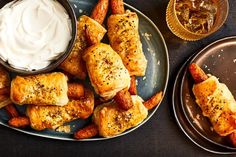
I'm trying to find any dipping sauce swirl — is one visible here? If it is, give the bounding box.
[0,0,72,71]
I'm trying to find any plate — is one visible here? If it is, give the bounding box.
[180,37,236,149]
[0,0,169,141]
[172,52,236,154]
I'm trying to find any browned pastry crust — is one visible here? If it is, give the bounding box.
[60,15,107,80]
[193,76,236,136]
[27,89,94,131]
[11,72,68,106]
[93,95,148,137]
[83,43,130,100]
[107,10,147,76]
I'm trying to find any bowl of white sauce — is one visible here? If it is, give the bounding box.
[0,0,77,74]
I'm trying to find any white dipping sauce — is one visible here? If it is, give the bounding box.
[0,0,72,70]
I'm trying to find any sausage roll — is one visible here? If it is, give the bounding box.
[83,43,130,100]
[11,72,68,106]
[60,15,107,79]
[107,10,147,76]
[193,75,236,136]
[27,89,94,131]
[93,95,148,137]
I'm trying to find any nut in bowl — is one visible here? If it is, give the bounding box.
[0,0,77,75]
[166,0,229,41]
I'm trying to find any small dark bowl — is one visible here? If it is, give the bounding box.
[0,0,77,75]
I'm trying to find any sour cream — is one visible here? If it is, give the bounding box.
[0,0,72,70]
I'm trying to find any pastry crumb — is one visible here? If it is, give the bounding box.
[196,114,200,120]
[79,9,83,13]
[56,125,71,133]
[147,48,154,53]
[142,32,152,40]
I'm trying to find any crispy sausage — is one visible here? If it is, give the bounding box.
[8,117,30,128]
[84,25,98,46]
[0,95,8,101]
[5,104,19,118]
[90,0,109,24]
[143,91,163,110]
[0,98,12,109]
[74,124,98,139]
[114,88,133,110]
[110,0,125,14]
[189,63,208,84]
[129,76,137,95]
[229,132,236,147]
[67,83,85,99]
[0,87,10,95]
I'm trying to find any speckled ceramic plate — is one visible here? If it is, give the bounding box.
[180,36,236,149]
[0,0,169,141]
[173,51,236,154]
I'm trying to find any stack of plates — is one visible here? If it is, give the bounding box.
[172,36,236,154]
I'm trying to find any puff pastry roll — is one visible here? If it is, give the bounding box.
[107,10,147,76]
[83,43,130,100]
[60,15,107,79]
[27,89,94,131]
[11,72,68,106]
[193,76,236,136]
[93,95,148,137]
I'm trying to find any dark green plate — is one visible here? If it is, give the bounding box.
[0,0,169,141]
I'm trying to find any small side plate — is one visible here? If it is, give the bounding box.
[180,36,236,149]
[172,53,236,154]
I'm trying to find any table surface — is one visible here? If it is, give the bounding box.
[0,0,236,157]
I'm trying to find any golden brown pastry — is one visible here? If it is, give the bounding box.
[93,95,148,137]
[0,66,11,109]
[193,76,236,136]
[27,89,94,131]
[60,15,107,79]
[107,10,147,76]
[11,72,68,106]
[0,66,10,89]
[83,43,130,100]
